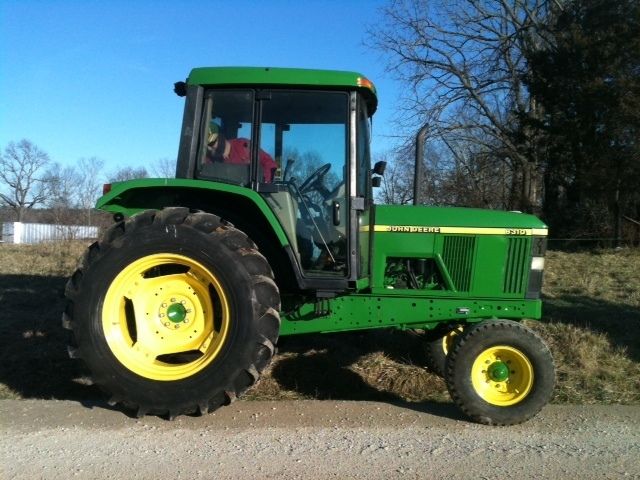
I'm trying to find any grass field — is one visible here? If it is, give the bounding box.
[0,242,638,405]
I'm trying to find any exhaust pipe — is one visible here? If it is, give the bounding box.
[414,123,429,205]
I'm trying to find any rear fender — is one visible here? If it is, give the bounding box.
[99,179,287,244]
[97,178,302,290]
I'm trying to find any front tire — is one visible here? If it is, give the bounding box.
[445,320,555,425]
[63,208,280,418]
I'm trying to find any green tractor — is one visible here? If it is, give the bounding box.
[64,67,554,425]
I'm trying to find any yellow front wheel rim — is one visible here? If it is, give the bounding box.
[102,253,230,381]
[441,326,464,355]
[471,346,534,406]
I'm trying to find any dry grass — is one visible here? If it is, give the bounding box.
[0,241,86,277]
[0,242,638,405]
[528,248,640,404]
[528,321,639,404]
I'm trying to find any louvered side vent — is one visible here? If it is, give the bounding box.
[442,236,476,292]
[503,237,531,294]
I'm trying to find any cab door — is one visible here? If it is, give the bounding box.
[258,90,350,279]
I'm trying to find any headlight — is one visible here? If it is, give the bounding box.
[531,256,545,271]
[526,236,547,299]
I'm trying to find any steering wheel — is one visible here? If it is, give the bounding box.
[299,163,331,195]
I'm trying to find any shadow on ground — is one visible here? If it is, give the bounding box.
[0,274,100,401]
[268,331,464,421]
[271,330,429,402]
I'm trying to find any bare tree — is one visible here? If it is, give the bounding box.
[375,139,454,206]
[370,0,554,211]
[108,166,149,182]
[76,157,105,225]
[151,157,176,178]
[0,140,52,221]
[44,163,81,225]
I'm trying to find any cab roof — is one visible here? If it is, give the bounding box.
[187,66,378,114]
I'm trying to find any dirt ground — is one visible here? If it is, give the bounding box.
[1,399,639,480]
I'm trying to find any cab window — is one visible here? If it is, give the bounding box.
[196,90,256,185]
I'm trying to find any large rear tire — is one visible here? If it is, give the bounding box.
[445,320,555,426]
[63,208,280,418]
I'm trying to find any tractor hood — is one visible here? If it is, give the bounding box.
[373,205,547,235]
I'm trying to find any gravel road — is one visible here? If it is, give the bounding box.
[1,400,639,479]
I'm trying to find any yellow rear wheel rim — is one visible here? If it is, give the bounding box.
[471,346,533,406]
[102,253,230,381]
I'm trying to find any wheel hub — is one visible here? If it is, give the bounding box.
[157,294,194,330]
[487,361,510,382]
[167,303,187,323]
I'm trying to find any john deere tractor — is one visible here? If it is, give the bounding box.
[64,67,554,425]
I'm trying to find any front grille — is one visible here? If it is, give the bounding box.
[503,237,531,294]
[442,236,476,292]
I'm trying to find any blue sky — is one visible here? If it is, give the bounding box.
[0,0,402,173]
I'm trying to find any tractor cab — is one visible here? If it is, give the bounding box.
[175,67,378,288]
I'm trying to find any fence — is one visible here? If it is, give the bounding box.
[1,222,99,244]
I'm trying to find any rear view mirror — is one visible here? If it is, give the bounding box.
[373,161,387,176]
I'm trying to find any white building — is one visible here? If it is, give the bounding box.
[1,222,99,244]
